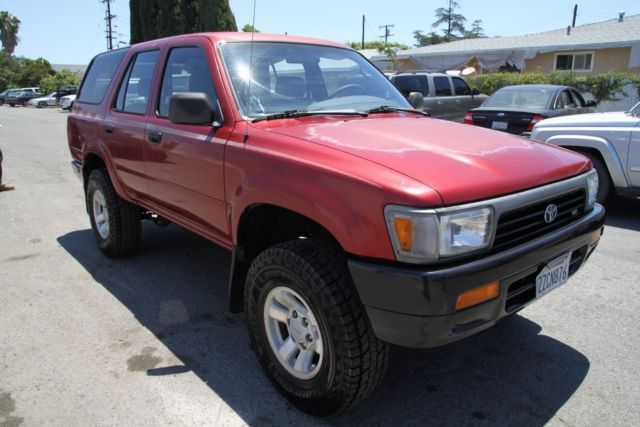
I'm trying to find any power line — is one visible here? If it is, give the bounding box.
[101,0,116,50]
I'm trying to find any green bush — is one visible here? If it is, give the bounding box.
[467,72,638,103]
[39,69,80,94]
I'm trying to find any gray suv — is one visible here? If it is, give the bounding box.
[390,72,488,122]
[531,102,640,203]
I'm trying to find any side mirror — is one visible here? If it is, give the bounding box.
[585,100,597,108]
[408,91,424,109]
[472,88,481,96]
[169,92,221,126]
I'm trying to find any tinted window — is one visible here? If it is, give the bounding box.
[555,90,574,109]
[433,77,452,96]
[571,89,586,107]
[452,77,471,95]
[114,50,159,114]
[484,88,554,109]
[158,46,217,117]
[78,49,127,104]
[392,75,429,97]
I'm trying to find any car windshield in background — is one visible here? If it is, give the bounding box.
[483,88,554,109]
[629,102,640,117]
[219,42,409,118]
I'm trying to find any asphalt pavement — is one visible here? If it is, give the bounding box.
[1,106,639,426]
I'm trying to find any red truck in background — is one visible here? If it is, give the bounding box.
[67,32,604,416]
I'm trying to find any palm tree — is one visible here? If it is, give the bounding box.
[0,11,20,55]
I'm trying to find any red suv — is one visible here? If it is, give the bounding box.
[68,32,604,415]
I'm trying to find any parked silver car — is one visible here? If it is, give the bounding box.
[531,102,640,203]
[389,72,488,121]
[28,92,58,108]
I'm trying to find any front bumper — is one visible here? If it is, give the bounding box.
[349,204,605,348]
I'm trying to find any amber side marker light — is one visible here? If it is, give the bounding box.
[456,281,500,311]
[393,218,413,251]
[590,230,601,245]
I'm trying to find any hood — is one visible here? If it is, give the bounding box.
[259,116,591,205]
[536,111,638,128]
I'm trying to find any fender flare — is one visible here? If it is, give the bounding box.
[545,134,629,187]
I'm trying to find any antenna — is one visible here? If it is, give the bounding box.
[244,0,257,143]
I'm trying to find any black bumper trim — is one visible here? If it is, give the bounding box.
[348,204,605,348]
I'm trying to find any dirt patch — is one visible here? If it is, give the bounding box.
[127,347,163,372]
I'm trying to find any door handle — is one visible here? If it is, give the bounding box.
[103,123,114,134]
[148,130,163,144]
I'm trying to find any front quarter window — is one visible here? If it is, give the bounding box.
[219,41,409,118]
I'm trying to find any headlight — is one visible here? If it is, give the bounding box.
[385,205,494,263]
[586,169,598,208]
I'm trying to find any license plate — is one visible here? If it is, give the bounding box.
[491,121,508,130]
[536,252,571,298]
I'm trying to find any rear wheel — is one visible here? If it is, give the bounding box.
[245,240,389,416]
[86,168,141,257]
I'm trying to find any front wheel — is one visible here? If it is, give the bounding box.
[86,168,141,257]
[37,101,47,108]
[245,240,389,416]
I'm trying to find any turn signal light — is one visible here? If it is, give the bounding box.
[463,112,474,125]
[456,281,500,311]
[393,218,413,251]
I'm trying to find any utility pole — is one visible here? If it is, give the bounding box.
[379,24,394,43]
[571,4,578,28]
[101,0,116,50]
[362,15,365,49]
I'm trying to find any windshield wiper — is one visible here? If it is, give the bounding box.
[252,109,367,123]
[366,105,431,117]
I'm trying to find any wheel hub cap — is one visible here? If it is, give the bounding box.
[263,286,323,380]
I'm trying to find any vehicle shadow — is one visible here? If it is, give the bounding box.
[57,225,589,426]
[604,195,640,232]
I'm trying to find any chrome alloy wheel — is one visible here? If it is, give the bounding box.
[263,286,324,380]
[92,189,110,239]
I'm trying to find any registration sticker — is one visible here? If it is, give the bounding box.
[536,252,571,299]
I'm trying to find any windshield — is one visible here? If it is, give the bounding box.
[629,102,640,117]
[483,88,554,109]
[219,42,410,118]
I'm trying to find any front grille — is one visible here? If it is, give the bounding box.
[493,189,586,252]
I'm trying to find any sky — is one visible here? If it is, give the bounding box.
[4,0,640,65]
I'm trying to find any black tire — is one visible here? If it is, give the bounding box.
[245,240,389,416]
[9,103,15,107]
[86,168,141,257]
[37,101,46,108]
[584,152,611,204]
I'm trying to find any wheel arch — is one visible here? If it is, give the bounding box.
[228,203,343,313]
[545,134,628,187]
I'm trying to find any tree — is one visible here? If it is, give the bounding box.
[347,40,408,50]
[39,69,81,94]
[242,24,259,33]
[413,30,445,47]
[196,0,237,32]
[432,0,466,42]
[0,11,20,54]
[131,0,237,43]
[13,57,54,87]
[465,19,485,38]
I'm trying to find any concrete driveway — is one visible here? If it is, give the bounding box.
[1,106,639,426]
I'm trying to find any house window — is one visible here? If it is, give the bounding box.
[555,52,593,72]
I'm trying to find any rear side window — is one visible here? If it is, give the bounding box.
[452,77,471,95]
[114,50,160,114]
[78,49,127,104]
[158,46,217,117]
[433,76,452,96]
[392,75,429,97]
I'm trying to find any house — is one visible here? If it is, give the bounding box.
[375,13,640,74]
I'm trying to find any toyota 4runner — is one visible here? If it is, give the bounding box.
[68,32,605,416]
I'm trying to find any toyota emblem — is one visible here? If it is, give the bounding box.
[544,204,558,223]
